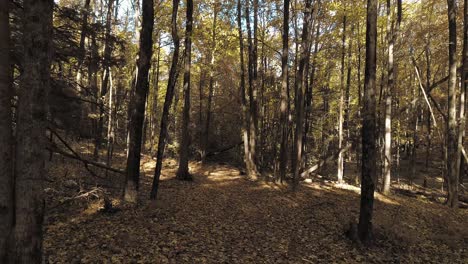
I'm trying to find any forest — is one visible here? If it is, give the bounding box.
[0,0,467,262]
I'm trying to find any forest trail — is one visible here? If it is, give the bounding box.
[43,154,467,263]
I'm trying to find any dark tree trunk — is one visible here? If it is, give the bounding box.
[278,0,290,183]
[150,0,181,200]
[0,0,13,260]
[12,0,53,262]
[358,0,378,244]
[446,0,458,208]
[245,0,259,178]
[292,0,314,190]
[176,0,194,180]
[237,0,253,177]
[124,0,154,203]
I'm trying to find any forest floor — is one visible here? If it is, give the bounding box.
[43,143,468,263]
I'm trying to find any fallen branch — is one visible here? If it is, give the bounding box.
[206,141,243,157]
[301,145,351,178]
[47,145,125,175]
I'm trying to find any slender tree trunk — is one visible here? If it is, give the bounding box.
[150,0,181,200]
[338,13,347,183]
[293,0,313,190]
[12,0,53,261]
[382,0,401,194]
[446,0,458,208]
[176,0,194,180]
[76,0,91,92]
[245,0,259,178]
[237,0,252,178]
[202,3,218,162]
[424,36,432,186]
[106,69,115,173]
[151,37,161,152]
[124,0,154,203]
[0,0,13,260]
[94,0,115,159]
[278,0,290,183]
[456,0,468,197]
[358,0,378,244]
[356,20,363,183]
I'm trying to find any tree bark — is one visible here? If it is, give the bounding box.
[124,0,154,203]
[358,0,378,244]
[245,0,259,178]
[456,0,468,200]
[278,0,290,183]
[94,0,115,160]
[150,0,181,200]
[446,0,459,208]
[176,0,194,180]
[0,0,13,260]
[293,0,314,191]
[338,13,347,183]
[382,0,401,194]
[237,0,253,178]
[202,2,218,162]
[12,0,53,261]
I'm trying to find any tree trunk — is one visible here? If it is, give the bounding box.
[237,0,253,178]
[338,13,347,184]
[12,0,53,261]
[456,0,468,200]
[382,0,401,194]
[76,0,91,93]
[0,0,13,260]
[278,0,290,183]
[293,0,314,190]
[358,0,378,244]
[176,0,194,181]
[124,0,154,203]
[446,0,458,208]
[151,37,162,152]
[150,0,181,200]
[245,0,259,178]
[94,0,115,160]
[202,2,218,162]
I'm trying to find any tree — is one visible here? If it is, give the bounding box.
[446,0,458,208]
[237,0,253,179]
[176,0,194,180]
[12,0,53,261]
[201,1,218,162]
[150,0,181,200]
[124,0,154,203]
[244,0,260,178]
[0,0,13,260]
[457,0,468,195]
[94,0,116,160]
[358,0,378,244]
[382,0,402,194]
[337,11,347,184]
[278,0,290,183]
[293,0,314,190]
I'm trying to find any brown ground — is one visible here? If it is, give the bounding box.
[43,145,467,263]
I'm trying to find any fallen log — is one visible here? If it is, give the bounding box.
[301,144,351,178]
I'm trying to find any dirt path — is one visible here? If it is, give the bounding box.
[44,159,468,263]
